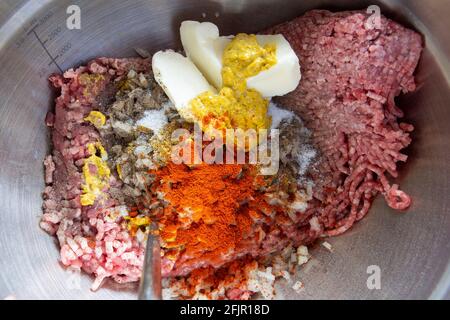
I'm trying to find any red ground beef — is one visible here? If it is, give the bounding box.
[266,10,422,235]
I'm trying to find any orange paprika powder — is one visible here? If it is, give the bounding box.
[150,162,273,271]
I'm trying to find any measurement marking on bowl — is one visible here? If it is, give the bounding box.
[31,28,63,73]
[16,10,55,47]
[15,10,72,76]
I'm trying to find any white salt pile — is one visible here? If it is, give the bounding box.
[136,108,168,136]
[268,101,317,181]
[268,101,294,130]
[298,146,316,176]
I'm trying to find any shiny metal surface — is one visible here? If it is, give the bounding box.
[0,0,449,300]
[138,224,162,300]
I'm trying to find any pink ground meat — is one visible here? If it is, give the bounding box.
[266,10,422,235]
[42,57,150,290]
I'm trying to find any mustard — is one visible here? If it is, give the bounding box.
[125,216,151,236]
[79,73,105,98]
[116,163,123,180]
[80,142,110,206]
[189,34,276,134]
[84,110,106,128]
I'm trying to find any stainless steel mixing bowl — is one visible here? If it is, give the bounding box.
[0,0,449,300]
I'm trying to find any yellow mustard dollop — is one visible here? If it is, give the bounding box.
[79,73,105,98]
[84,111,106,128]
[189,34,276,134]
[125,216,151,236]
[80,142,110,206]
[116,163,123,180]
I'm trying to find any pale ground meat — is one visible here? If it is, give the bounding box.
[42,57,152,290]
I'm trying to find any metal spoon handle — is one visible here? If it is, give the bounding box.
[138,225,162,300]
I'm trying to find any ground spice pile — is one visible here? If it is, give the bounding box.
[151,162,273,274]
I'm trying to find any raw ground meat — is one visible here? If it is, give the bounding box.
[42,57,151,290]
[265,10,422,235]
